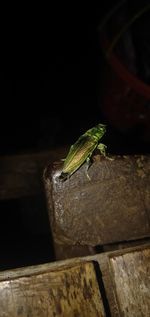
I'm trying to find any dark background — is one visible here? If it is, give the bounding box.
[1,1,112,270]
[1,0,150,156]
[0,0,139,156]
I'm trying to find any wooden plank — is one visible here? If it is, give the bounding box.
[0,243,149,317]
[44,154,150,247]
[109,247,150,317]
[0,261,106,317]
[0,147,67,200]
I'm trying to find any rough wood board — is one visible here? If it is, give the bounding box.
[0,262,106,317]
[0,243,149,317]
[44,155,150,246]
[0,147,67,200]
[109,248,150,317]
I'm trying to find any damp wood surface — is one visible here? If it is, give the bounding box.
[0,261,106,317]
[44,154,150,247]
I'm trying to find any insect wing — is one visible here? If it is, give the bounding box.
[62,135,97,175]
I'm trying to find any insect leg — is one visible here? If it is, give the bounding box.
[97,143,107,156]
[97,143,113,160]
[85,154,93,180]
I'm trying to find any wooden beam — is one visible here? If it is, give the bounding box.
[0,262,106,317]
[0,147,68,200]
[44,154,150,248]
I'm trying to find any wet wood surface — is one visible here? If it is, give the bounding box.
[44,154,150,248]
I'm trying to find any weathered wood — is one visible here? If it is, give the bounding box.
[0,147,67,200]
[43,155,150,248]
[109,246,150,317]
[0,261,106,317]
[0,243,149,317]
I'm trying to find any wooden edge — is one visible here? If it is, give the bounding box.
[0,242,149,281]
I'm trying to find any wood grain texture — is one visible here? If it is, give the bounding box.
[0,262,106,317]
[0,243,149,317]
[109,248,150,317]
[44,155,150,247]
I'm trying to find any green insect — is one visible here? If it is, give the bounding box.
[59,123,107,180]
